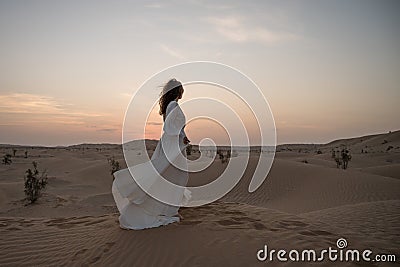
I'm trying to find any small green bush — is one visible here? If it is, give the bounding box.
[2,154,12,165]
[24,161,48,204]
[218,150,228,164]
[186,144,192,156]
[107,156,121,176]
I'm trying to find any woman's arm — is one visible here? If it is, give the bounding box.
[180,126,190,144]
[164,101,186,137]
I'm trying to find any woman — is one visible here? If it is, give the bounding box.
[112,78,190,230]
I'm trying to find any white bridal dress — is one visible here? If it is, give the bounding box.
[112,100,190,230]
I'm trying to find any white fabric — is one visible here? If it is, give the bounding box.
[112,100,190,230]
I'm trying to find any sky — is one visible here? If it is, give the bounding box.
[0,0,399,146]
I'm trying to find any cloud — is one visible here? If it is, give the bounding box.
[96,128,118,132]
[0,93,64,114]
[120,92,132,98]
[144,3,163,9]
[160,44,185,60]
[206,16,298,44]
[277,120,318,129]
[147,121,162,126]
[0,93,106,126]
[189,0,236,10]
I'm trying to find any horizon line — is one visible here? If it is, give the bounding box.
[0,129,397,148]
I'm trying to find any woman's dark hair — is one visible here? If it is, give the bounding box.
[159,78,184,120]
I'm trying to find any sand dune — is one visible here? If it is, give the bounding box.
[0,203,373,267]
[301,200,400,254]
[0,130,399,266]
[223,157,400,214]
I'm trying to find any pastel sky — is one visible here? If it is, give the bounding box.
[0,0,399,146]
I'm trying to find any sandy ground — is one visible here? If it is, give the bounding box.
[0,130,399,266]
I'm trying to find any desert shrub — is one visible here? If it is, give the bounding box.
[24,161,48,204]
[338,149,351,169]
[218,151,224,161]
[2,154,12,165]
[219,151,228,164]
[108,156,120,176]
[387,146,393,151]
[217,150,226,163]
[186,144,192,156]
[301,159,308,164]
[335,157,342,168]
[317,149,322,154]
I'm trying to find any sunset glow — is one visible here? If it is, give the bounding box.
[0,1,399,145]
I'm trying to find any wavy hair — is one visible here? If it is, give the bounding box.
[159,78,184,120]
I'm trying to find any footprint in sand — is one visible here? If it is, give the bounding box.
[299,230,334,237]
[179,220,202,226]
[103,242,115,253]
[224,210,247,216]
[252,222,267,230]
[217,219,243,226]
[83,217,109,226]
[72,248,88,262]
[88,241,115,264]
[89,256,101,264]
[277,220,309,229]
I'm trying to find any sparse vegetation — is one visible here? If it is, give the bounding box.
[333,148,351,169]
[12,149,17,157]
[335,157,342,168]
[217,150,224,163]
[24,161,48,204]
[387,145,393,151]
[2,154,12,165]
[186,144,192,156]
[24,150,28,158]
[107,156,121,176]
[217,150,229,164]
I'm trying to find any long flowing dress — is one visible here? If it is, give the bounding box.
[112,100,190,230]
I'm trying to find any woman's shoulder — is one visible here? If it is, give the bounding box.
[167,100,178,109]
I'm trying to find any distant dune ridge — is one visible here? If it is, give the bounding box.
[0,130,399,266]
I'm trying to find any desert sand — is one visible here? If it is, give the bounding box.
[0,130,399,266]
